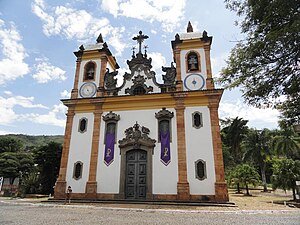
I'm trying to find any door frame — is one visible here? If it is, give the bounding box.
[119,146,153,200]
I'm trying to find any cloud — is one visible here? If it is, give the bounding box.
[219,99,280,129]
[211,52,229,79]
[32,58,66,83]
[148,52,166,82]
[23,103,67,127]
[148,52,166,71]
[0,92,66,128]
[0,19,29,85]
[60,90,71,98]
[0,92,48,125]
[32,0,127,55]
[100,0,186,32]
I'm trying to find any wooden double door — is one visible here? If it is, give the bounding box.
[125,149,147,199]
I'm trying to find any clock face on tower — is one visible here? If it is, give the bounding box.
[184,73,205,91]
[79,82,97,98]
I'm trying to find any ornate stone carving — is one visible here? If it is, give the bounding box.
[102,111,120,122]
[119,122,156,149]
[155,108,174,120]
[104,68,118,90]
[162,62,176,86]
[119,31,160,94]
[125,74,153,95]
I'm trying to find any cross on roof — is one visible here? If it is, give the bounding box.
[132,31,149,54]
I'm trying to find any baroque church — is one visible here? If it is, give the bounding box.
[54,22,229,202]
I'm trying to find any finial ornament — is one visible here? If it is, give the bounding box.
[132,31,149,54]
[131,46,136,58]
[79,45,85,51]
[144,45,148,57]
[96,33,104,43]
[187,21,193,33]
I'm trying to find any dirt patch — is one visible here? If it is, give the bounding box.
[228,188,299,210]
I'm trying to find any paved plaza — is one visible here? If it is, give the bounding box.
[0,199,299,225]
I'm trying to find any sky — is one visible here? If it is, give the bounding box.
[0,0,280,135]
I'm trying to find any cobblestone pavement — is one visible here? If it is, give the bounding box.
[0,200,299,225]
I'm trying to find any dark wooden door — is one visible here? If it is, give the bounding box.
[125,150,147,199]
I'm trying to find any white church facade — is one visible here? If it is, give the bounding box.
[54,22,229,202]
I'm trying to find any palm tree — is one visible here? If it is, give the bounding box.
[221,117,249,164]
[273,123,300,160]
[243,128,272,192]
[221,117,249,193]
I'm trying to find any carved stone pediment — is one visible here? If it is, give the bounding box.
[103,111,120,122]
[155,108,174,120]
[119,122,156,149]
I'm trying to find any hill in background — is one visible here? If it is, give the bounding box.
[0,134,64,151]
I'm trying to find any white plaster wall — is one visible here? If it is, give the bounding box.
[66,113,94,193]
[180,48,207,91]
[77,59,101,98]
[96,108,178,194]
[184,106,216,195]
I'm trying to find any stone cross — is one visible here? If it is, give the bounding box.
[132,31,149,54]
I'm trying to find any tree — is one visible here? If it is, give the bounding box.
[0,137,23,153]
[0,151,34,195]
[243,129,272,192]
[221,117,249,164]
[34,142,62,194]
[0,152,20,187]
[271,158,300,200]
[273,123,300,160]
[219,0,300,122]
[228,164,260,196]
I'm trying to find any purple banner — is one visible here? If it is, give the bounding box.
[104,133,115,166]
[160,131,171,166]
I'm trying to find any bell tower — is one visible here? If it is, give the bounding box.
[171,22,214,92]
[70,33,119,99]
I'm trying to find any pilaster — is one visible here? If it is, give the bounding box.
[54,106,75,199]
[85,103,103,198]
[71,57,82,99]
[174,93,190,200]
[208,97,229,201]
[174,48,183,92]
[204,45,215,89]
[97,56,108,97]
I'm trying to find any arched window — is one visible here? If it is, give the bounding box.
[103,112,120,144]
[155,108,174,142]
[103,111,120,166]
[106,122,116,136]
[84,61,96,80]
[195,159,206,180]
[73,161,83,180]
[192,111,203,129]
[78,118,88,133]
[186,51,200,72]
